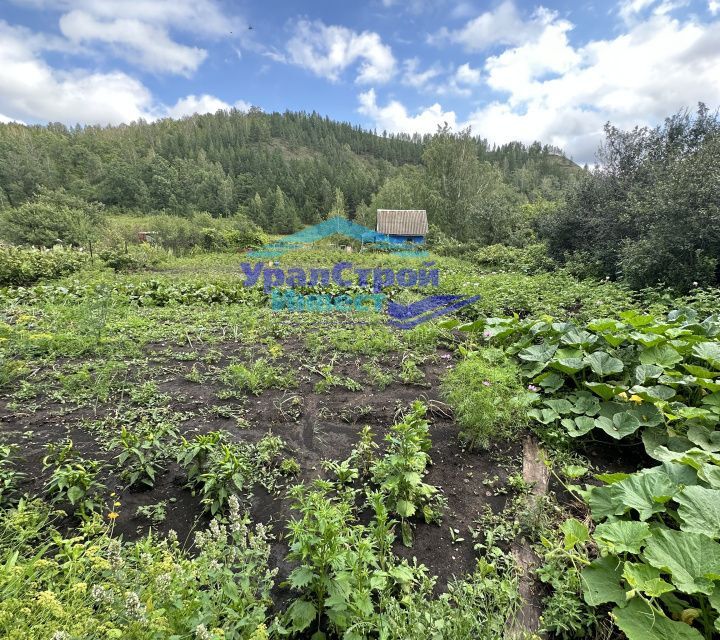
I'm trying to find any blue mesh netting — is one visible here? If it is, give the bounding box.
[247,217,426,257]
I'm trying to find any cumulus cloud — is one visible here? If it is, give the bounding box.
[164,95,251,119]
[432,0,559,51]
[358,88,457,134]
[367,9,720,163]
[59,10,207,76]
[286,20,396,83]
[454,62,482,85]
[10,0,242,75]
[0,19,251,125]
[0,20,154,124]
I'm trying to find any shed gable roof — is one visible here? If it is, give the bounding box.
[376,209,428,236]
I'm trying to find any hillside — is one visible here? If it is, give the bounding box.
[0,109,579,227]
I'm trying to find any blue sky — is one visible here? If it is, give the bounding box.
[1,0,719,162]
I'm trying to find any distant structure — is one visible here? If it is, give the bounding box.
[376,209,428,245]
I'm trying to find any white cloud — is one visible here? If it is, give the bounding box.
[59,10,207,75]
[710,0,720,14]
[365,9,720,163]
[0,20,154,124]
[0,20,251,125]
[433,1,558,51]
[10,0,242,75]
[0,113,25,124]
[401,58,443,88]
[286,20,396,83]
[164,95,251,119]
[455,62,481,85]
[358,88,457,134]
[10,0,237,36]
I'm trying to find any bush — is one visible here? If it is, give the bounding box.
[106,212,267,255]
[1,189,105,248]
[0,246,87,286]
[471,243,554,275]
[99,245,167,272]
[442,347,529,449]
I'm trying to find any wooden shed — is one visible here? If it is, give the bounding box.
[376,209,428,244]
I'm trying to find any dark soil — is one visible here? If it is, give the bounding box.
[0,335,524,605]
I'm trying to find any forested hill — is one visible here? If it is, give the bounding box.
[0,108,579,230]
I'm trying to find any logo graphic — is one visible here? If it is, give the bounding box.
[243,217,479,327]
[247,216,428,258]
[387,295,482,329]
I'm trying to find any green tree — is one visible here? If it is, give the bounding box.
[1,188,106,248]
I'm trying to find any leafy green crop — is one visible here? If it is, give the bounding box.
[456,308,720,446]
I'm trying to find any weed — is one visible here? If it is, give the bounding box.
[442,347,530,449]
[0,445,23,507]
[222,359,297,395]
[43,442,104,519]
[370,402,446,545]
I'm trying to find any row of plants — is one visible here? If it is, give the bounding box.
[453,308,720,448]
[0,246,87,286]
[453,307,720,639]
[1,278,266,307]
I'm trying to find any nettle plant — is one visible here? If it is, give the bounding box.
[460,308,720,444]
[283,480,420,639]
[370,402,446,546]
[567,449,720,640]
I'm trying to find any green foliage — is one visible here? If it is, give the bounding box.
[0,445,23,508]
[542,105,720,292]
[42,441,104,519]
[1,188,105,248]
[461,309,720,445]
[179,433,287,515]
[0,246,87,286]
[370,402,445,545]
[572,454,720,639]
[442,347,529,449]
[107,409,180,489]
[375,559,520,640]
[283,480,422,638]
[222,359,297,395]
[99,244,168,272]
[0,497,275,639]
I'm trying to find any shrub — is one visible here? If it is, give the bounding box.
[443,347,529,449]
[1,188,105,248]
[99,244,167,272]
[0,246,87,286]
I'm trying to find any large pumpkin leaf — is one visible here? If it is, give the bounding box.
[635,364,665,385]
[686,425,720,452]
[585,382,627,401]
[612,598,704,640]
[594,521,651,555]
[594,412,641,439]
[518,342,557,363]
[639,344,682,367]
[622,562,674,598]
[585,351,625,377]
[693,342,720,369]
[581,555,626,606]
[676,485,720,538]
[643,528,720,595]
[612,469,677,520]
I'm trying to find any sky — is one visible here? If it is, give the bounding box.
[1,0,719,163]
